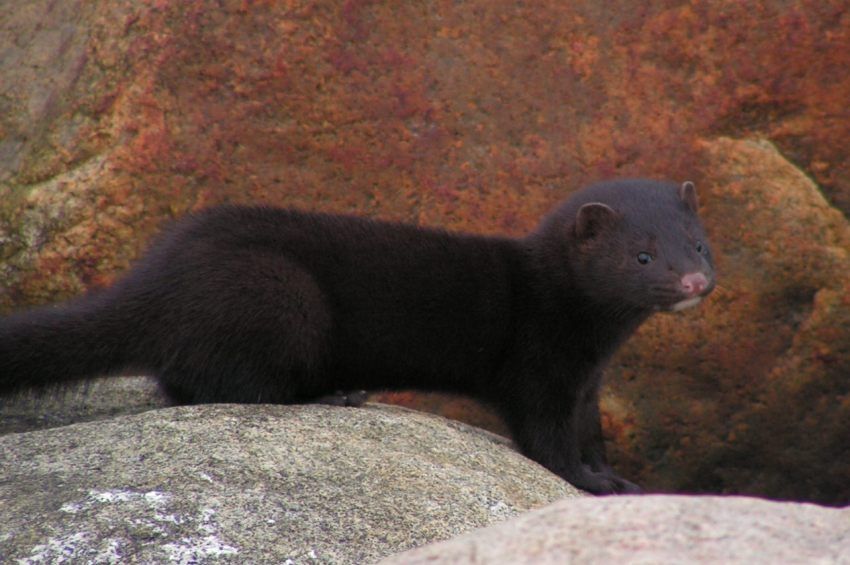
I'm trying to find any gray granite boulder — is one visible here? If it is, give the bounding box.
[0,403,580,563]
[381,494,850,564]
[0,376,167,435]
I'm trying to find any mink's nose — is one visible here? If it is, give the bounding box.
[681,272,709,296]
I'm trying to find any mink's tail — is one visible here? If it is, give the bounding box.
[0,290,138,396]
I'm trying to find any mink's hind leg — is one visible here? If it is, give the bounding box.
[145,250,335,405]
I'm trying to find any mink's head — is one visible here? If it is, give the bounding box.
[535,179,716,313]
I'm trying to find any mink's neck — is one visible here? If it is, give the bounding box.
[519,237,652,359]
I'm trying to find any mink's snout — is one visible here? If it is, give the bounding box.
[680,272,710,296]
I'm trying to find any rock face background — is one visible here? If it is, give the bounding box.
[1,1,849,504]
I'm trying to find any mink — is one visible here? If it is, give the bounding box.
[0,179,715,494]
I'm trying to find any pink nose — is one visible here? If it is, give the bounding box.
[681,272,709,296]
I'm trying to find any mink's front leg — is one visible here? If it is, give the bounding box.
[502,373,639,495]
[577,383,641,494]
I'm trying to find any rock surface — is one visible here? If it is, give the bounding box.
[0,403,580,563]
[2,0,850,505]
[0,376,166,435]
[380,495,850,564]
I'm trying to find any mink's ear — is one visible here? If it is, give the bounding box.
[575,202,620,240]
[679,181,699,213]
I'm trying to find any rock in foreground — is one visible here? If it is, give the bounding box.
[381,495,850,564]
[0,403,579,563]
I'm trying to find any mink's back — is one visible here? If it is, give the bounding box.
[129,206,524,393]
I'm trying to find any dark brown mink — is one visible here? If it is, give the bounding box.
[0,179,715,494]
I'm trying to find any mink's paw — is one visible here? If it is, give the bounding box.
[315,390,369,407]
[564,468,619,495]
[588,464,643,494]
[610,476,642,494]
[566,466,642,495]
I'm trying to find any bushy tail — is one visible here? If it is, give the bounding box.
[0,291,135,396]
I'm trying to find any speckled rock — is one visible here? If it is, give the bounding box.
[0,376,166,435]
[0,403,580,563]
[380,495,850,564]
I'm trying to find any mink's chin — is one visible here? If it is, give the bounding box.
[651,296,705,312]
[668,296,703,312]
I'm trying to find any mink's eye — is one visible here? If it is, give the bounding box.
[637,252,653,265]
[696,241,706,254]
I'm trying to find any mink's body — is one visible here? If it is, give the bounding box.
[0,179,715,494]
